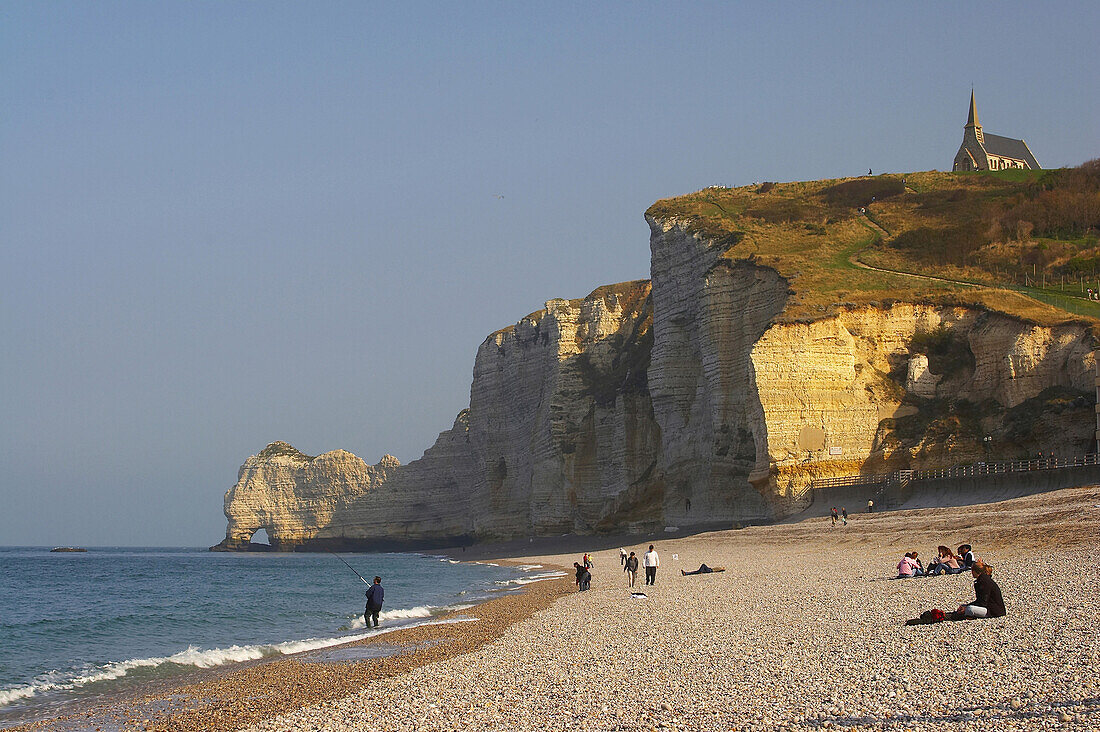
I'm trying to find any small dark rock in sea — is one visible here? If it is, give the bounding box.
[50,547,87,552]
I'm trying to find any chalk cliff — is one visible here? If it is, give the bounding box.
[216,214,1097,550]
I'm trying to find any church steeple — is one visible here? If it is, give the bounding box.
[953,89,1040,172]
[965,90,983,144]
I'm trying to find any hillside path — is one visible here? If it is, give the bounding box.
[852,212,979,288]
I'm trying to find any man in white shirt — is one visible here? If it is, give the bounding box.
[643,544,660,585]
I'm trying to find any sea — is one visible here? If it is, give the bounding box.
[0,547,563,727]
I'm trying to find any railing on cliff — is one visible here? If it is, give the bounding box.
[809,453,1100,493]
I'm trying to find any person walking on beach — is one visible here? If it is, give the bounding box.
[841,508,848,525]
[625,551,639,588]
[364,576,384,628]
[830,507,838,526]
[619,547,627,566]
[867,499,874,513]
[583,553,593,569]
[643,545,660,585]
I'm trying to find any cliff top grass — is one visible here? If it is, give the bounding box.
[258,441,316,462]
[646,162,1100,332]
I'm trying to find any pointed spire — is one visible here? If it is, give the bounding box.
[966,90,980,128]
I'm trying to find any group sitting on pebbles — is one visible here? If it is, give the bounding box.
[904,558,1007,624]
[896,542,1007,624]
[897,544,975,577]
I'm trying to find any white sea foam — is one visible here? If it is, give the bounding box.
[0,681,53,706]
[381,605,434,620]
[0,616,476,709]
[516,564,543,571]
[343,602,479,630]
[493,571,567,586]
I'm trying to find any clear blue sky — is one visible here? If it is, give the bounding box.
[2,2,1097,546]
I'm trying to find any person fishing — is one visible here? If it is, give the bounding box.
[326,551,384,627]
[364,576,384,628]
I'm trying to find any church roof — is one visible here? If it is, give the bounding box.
[966,91,979,128]
[981,132,1040,169]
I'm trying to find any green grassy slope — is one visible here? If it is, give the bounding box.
[646,162,1100,330]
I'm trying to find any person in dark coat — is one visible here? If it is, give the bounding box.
[364,576,384,628]
[956,561,1005,618]
[624,551,639,588]
[957,544,976,570]
[573,562,591,591]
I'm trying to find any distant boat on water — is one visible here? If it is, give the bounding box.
[49,547,87,552]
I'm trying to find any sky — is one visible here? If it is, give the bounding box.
[2,2,1098,547]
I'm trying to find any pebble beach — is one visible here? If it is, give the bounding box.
[17,486,1100,731]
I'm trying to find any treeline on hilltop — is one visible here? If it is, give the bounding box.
[886,159,1100,279]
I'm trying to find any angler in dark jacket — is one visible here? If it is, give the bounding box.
[364,576,384,627]
[956,561,1005,618]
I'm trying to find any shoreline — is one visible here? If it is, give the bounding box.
[8,560,573,732]
[12,486,1100,731]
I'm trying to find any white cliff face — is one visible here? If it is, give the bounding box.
[463,283,659,536]
[749,305,1095,506]
[644,218,1094,519]
[218,282,661,549]
[646,216,789,527]
[217,220,1097,550]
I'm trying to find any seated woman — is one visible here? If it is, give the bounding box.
[896,552,923,578]
[927,545,963,575]
[954,560,1005,618]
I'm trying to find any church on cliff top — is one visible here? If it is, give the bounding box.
[953,91,1040,172]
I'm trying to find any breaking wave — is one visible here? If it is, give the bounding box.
[341,603,477,630]
[493,571,567,586]
[0,615,476,709]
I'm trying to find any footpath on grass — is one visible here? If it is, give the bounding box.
[853,211,1100,320]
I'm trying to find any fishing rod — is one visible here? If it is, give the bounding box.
[326,549,370,585]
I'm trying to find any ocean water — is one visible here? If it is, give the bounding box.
[0,547,562,725]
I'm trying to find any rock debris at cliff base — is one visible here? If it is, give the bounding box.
[237,486,1100,732]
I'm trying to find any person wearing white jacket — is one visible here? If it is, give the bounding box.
[642,545,660,585]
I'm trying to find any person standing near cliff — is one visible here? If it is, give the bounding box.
[619,547,627,566]
[643,545,660,585]
[364,576,384,628]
